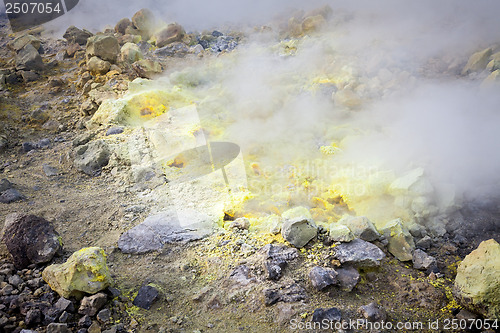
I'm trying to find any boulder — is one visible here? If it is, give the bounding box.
[73,140,111,176]
[154,23,185,48]
[87,56,111,75]
[2,214,62,269]
[63,26,93,45]
[462,48,493,75]
[15,44,44,72]
[379,219,415,262]
[132,8,156,39]
[120,42,143,63]
[328,223,354,242]
[334,238,386,268]
[453,239,500,319]
[8,34,41,51]
[309,266,338,291]
[115,18,132,35]
[281,208,317,248]
[42,247,113,299]
[228,217,250,230]
[86,35,120,63]
[336,215,379,241]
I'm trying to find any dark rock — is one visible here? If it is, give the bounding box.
[153,42,189,58]
[25,308,42,326]
[78,315,92,328]
[97,308,111,323]
[73,140,111,176]
[20,70,40,82]
[15,44,44,72]
[309,266,338,291]
[0,179,13,192]
[58,311,70,323]
[258,244,298,280]
[334,238,386,268]
[312,307,341,323]
[47,323,71,333]
[212,30,223,37]
[211,36,237,53]
[106,127,123,136]
[229,265,256,286]
[107,287,121,298]
[412,249,437,270]
[22,142,36,152]
[154,23,185,48]
[115,18,132,35]
[264,283,307,306]
[54,297,74,314]
[336,266,360,292]
[0,188,24,203]
[8,275,22,287]
[416,235,432,250]
[359,302,386,322]
[2,214,61,269]
[78,293,107,316]
[63,26,93,46]
[132,285,159,310]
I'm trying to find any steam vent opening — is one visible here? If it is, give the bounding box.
[0,1,500,331]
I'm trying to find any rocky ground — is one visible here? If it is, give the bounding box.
[0,5,500,333]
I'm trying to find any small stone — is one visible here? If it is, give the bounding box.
[336,266,360,292]
[264,283,307,306]
[120,43,143,64]
[132,285,159,310]
[258,244,298,280]
[8,275,23,287]
[334,239,386,268]
[20,71,40,82]
[73,140,111,176]
[2,284,14,295]
[87,57,111,75]
[22,142,36,152]
[97,308,111,323]
[0,179,14,192]
[312,307,341,323]
[412,249,437,271]
[229,217,250,230]
[63,26,93,45]
[309,266,338,291]
[78,293,107,316]
[54,297,75,314]
[105,127,124,136]
[88,321,101,333]
[43,164,59,177]
[47,323,71,333]
[58,311,70,323]
[359,302,386,322]
[78,315,92,328]
[379,219,415,262]
[416,235,432,250]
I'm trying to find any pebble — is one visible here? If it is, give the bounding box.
[312,307,341,323]
[132,285,159,310]
[105,127,124,136]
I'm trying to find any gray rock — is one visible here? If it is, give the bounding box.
[312,307,341,323]
[72,133,94,147]
[47,323,71,333]
[258,244,298,280]
[15,44,44,72]
[115,18,132,35]
[334,239,386,268]
[154,42,189,58]
[43,164,59,177]
[281,213,317,248]
[106,127,124,136]
[0,179,13,192]
[211,36,237,52]
[63,26,93,45]
[97,308,111,323]
[73,140,111,176]
[8,275,22,287]
[2,214,61,269]
[78,293,107,316]
[133,285,159,310]
[336,266,360,292]
[337,215,380,241]
[86,35,120,63]
[78,315,92,328]
[21,70,40,82]
[412,249,437,270]
[22,141,36,152]
[416,235,432,250]
[309,266,338,291]
[118,210,211,254]
[379,219,415,262]
[264,283,307,306]
[0,188,24,203]
[54,297,75,314]
[229,265,256,286]
[25,308,42,326]
[8,34,41,51]
[359,302,386,322]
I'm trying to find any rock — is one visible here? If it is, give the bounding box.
[154,23,185,48]
[132,59,162,78]
[264,283,307,306]
[0,188,24,203]
[79,293,107,316]
[302,15,326,34]
[2,214,61,269]
[229,265,256,286]
[65,43,82,58]
[20,70,40,82]
[336,266,360,292]
[334,238,386,268]
[15,44,44,72]
[8,34,41,51]
[73,133,95,147]
[25,308,42,326]
[78,315,92,328]
[453,239,500,319]
[73,140,111,176]
[118,210,210,254]
[462,48,492,75]
[412,249,437,271]
[80,100,98,117]
[0,179,14,192]
[132,285,159,310]
[281,207,317,248]
[416,235,432,250]
[329,223,355,242]
[63,26,93,45]
[210,36,237,53]
[115,18,132,35]
[337,215,380,241]
[120,43,143,64]
[47,323,71,333]
[229,217,250,230]
[86,35,120,63]
[131,8,156,39]
[312,307,341,323]
[43,164,58,177]
[309,266,338,291]
[379,219,415,262]
[153,42,189,57]
[106,127,124,136]
[257,244,298,280]
[42,247,113,298]
[359,302,387,321]
[87,57,111,75]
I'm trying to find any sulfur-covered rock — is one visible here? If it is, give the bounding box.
[337,215,379,241]
[2,214,62,269]
[379,219,415,262]
[154,23,185,48]
[63,26,93,45]
[132,8,156,39]
[462,48,492,75]
[87,56,111,75]
[86,35,120,63]
[42,247,113,299]
[120,42,143,63]
[329,223,354,242]
[15,44,44,72]
[454,239,500,319]
[281,207,317,248]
